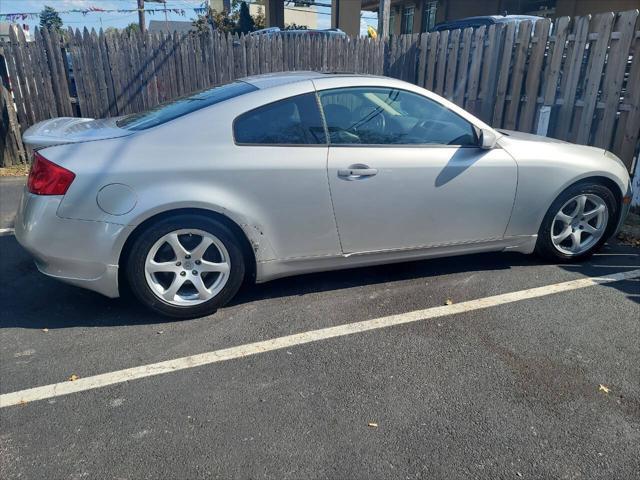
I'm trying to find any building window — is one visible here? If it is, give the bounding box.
[422,1,438,32]
[402,6,414,34]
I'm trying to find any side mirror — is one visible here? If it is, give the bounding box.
[480,128,498,150]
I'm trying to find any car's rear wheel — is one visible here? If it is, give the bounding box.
[536,182,618,262]
[126,215,245,318]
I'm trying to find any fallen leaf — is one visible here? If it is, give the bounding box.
[157,330,164,335]
[42,328,49,332]
[445,299,453,305]
[68,374,80,382]
[367,422,378,428]
[598,384,610,394]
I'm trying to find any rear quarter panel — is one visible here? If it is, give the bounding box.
[43,80,341,262]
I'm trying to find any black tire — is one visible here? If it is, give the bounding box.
[126,214,245,319]
[535,181,618,262]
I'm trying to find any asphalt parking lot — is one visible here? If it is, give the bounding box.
[1,177,639,479]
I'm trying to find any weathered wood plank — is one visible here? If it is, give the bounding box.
[503,20,533,130]
[454,28,473,107]
[465,26,486,114]
[575,12,615,144]
[555,15,590,140]
[478,24,503,123]
[518,19,551,132]
[444,29,461,100]
[612,13,640,168]
[492,22,517,127]
[425,31,439,91]
[594,10,639,149]
[434,29,449,95]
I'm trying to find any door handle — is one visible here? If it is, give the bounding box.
[338,165,378,179]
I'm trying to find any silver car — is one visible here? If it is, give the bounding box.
[16,72,632,318]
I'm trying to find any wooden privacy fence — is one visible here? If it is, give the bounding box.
[1,9,639,171]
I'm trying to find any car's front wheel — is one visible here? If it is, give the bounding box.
[536,182,618,262]
[126,215,245,318]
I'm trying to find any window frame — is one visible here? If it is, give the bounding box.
[315,86,481,149]
[232,92,329,147]
[402,6,415,35]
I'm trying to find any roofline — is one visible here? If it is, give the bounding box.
[240,71,390,90]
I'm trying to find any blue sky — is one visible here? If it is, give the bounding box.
[1,0,377,33]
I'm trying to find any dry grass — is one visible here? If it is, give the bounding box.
[617,210,640,248]
[0,165,29,177]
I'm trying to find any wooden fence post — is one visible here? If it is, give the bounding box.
[0,45,26,167]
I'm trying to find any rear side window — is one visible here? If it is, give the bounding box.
[234,93,326,145]
[117,81,258,131]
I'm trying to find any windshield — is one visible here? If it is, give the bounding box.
[117,81,258,131]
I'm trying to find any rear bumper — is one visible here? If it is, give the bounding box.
[14,189,133,298]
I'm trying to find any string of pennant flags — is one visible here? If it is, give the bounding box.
[0,6,209,23]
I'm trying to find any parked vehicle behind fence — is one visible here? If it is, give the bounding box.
[248,27,347,38]
[433,14,544,32]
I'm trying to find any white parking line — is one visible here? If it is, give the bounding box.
[1,269,639,408]
[0,227,15,235]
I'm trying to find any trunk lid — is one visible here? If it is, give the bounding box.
[22,117,133,148]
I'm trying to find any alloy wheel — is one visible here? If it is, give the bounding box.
[550,194,608,256]
[144,229,231,306]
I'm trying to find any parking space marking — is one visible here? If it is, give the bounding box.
[1,269,638,408]
[0,228,15,235]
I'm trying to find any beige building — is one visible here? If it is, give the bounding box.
[249,1,318,29]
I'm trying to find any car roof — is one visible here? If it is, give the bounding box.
[240,71,385,90]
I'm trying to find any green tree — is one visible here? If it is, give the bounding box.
[192,0,264,35]
[235,2,255,34]
[124,23,140,34]
[39,5,63,32]
[252,7,266,30]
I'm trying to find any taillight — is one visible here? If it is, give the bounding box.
[27,152,76,195]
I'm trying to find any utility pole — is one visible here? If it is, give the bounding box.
[137,0,146,34]
[378,0,391,38]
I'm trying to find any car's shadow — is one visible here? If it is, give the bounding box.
[0,234,637,329]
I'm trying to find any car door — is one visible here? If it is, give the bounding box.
[230,91,341,260]
[317,86,518,254]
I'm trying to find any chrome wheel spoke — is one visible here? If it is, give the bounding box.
[162,275,186,301]
[570,230,582,251]
[583,204,605,221]
[571,195,587,217]
[555,211,573,224]
[200,260,230,274]
[147,260,180,274]
[552,226,572,244]
[189,236,214,260]
[582,223,597,235]
[191,276,211,300]
[166,233,189,257]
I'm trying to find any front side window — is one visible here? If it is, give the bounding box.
[117,81,258,131]
[318,87,478,147]
[234,93,326,145]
